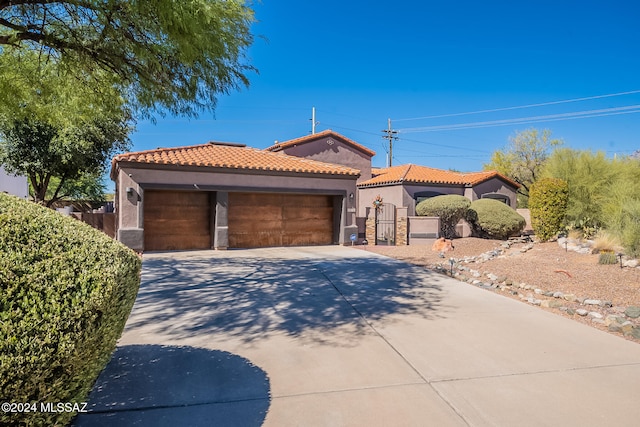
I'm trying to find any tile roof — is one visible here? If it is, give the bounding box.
[265,130,376,157]
[357,164,520,188]
[111,142,361,179]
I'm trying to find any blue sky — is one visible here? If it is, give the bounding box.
[128,0,640,180]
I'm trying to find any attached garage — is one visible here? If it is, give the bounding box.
[228,193,334,248]
[111,140,360,252]
[143,190,211,251]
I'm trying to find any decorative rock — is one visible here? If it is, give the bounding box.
[541,300,564,309]
[553,291,564,298]
[632,327,640,340]
[623,259,638,268]
[534,288,544,294]
[588,312,603,319]
[563,294,577,302]
[576,309,588,316]
[486,273,498,281]
[567,308,576,315]
[624,306,640,319]
[584,299,602,306]
[609,323,623,333]
[621,322,634,336]
[591,318,606,325]
[544,291,554,297]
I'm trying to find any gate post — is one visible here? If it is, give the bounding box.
[365,207,376,244]
[396,207,408,245]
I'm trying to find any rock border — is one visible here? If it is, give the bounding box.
[433,237,640,341]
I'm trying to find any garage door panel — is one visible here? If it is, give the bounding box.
[228,192,334,248]
[144,190,211,251]
[282,206,333,220]
[146,234,211,251]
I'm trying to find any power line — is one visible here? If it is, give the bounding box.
[399,105,640,133]
[393,89,640,122]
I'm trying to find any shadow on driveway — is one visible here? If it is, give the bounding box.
[73,345,270,427]
[123,250,452,345]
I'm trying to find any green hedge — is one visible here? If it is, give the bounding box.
[529,177,569,241]
[416,194,471,238]
[466,198,526,239]
[0,193,141,426]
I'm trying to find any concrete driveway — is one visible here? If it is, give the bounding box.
[76,246,640,426]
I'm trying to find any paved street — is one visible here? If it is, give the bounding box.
[76,246,640,426]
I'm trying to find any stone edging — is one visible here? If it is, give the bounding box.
[433,238,640,341]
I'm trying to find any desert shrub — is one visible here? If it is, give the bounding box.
[529,177,569,241]
[543,149,619,232]
[0,193,141,426]
[602,160,640,258]
[466,199,526,239]
[415,194,470,238]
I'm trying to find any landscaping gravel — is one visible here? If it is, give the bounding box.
[359,238,640,342]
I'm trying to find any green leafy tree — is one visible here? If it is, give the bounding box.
[0,0,256,118]
[542,148,620,232]
[484,128,562,207]
[0,116,131,206]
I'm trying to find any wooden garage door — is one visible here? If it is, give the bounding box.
[228,193,334,248]
[144,190,211,251]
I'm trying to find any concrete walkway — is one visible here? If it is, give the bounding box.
[75,246,640,426]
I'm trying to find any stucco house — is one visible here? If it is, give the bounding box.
[111,130,519,251]
[110,141,360,251]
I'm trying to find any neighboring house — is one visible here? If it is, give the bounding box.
[111,130,520,251]
[111,141,359,251]
[357,164,520,217]
[0,166,28,198]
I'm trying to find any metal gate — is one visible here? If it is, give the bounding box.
[375,203,396,245]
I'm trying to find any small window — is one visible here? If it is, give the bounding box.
[414,191,444,205]
[481,193,510,205]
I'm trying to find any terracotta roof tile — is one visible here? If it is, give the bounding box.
[111,143,360,179]
[265,130,376,157]
[357,164,519,188]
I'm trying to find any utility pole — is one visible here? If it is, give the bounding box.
[381,118,398,167]
[310,107,318,134]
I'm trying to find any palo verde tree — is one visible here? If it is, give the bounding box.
[0,0,256,118]
[484,128,562,207]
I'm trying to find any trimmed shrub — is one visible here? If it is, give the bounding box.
[466,199,526,239]
[529,177,569,242]
[0,193,141,426]
[415,195,470,238]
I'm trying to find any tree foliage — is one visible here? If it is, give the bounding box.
[542,148,619,231]
[543,149,640,256]
[0,0,256,117]
[0,116,130,206]
[484,128,562,207]
[529,177,569,241]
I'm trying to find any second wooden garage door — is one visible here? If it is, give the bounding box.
[228,193,334,248]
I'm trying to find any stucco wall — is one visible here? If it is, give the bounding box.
[470,178,518,209]
[277,136,372,183]
[114,164,359,250]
